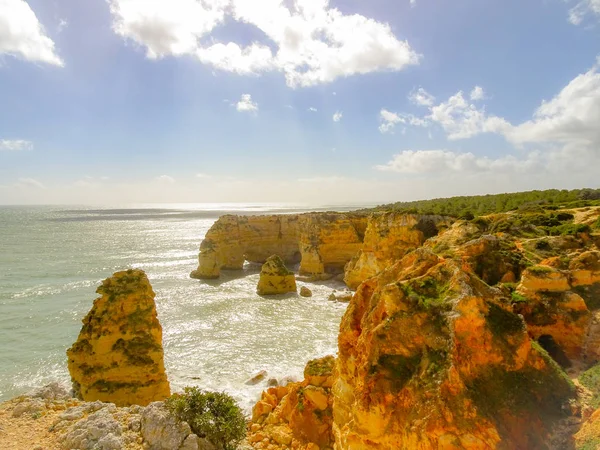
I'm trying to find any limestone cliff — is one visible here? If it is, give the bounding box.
[334,249,576,449]
[343,213,449,289]
[67,269,170,407]
[248,356,335,450]
[190,213,367,280]
[257,255,297,295]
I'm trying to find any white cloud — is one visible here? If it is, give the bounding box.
[568,0,600,25]
[0,139,32,151]
[0,0,63,66]
[409,87,435,107]
[379,108,428,133]
[333,111,343,122]
[17,177,45,189]
[470,86,485,101]
[505,63,600,147]
[196,173,212,178]
[108,0,228,59]
[375,150,543,174]
[428,91,509,140]
[236,93,258,113]
[107,0,420,87]
[57,18,68,33]
[156,175,175,183]
[308,107,317,112]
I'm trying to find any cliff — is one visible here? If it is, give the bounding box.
[344,213,450,288]
[66,269,170,407]
[190,213,368,280]
[334,248,576,449]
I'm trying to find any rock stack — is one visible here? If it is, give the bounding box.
[257,255,297,295]
[67,269,170,406]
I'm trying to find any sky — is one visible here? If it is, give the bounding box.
[0,0,599,205]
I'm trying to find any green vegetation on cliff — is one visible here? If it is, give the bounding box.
[165,387,246,450]
[366,188,600,218]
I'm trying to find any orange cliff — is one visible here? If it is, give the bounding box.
[66,269,170,407]
[334,248,576,449]
[190,213,368,280]
[344,213,450,288]
[190,212,452,289]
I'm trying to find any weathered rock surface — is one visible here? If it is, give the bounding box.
[190,213,367,280]
[257,255,297,295]
[0,387,210,450]
[344,213,449,288]
[67,269,170,406]
[334,249,576,449]
[248,356,335,450]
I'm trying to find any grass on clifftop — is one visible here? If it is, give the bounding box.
[579,363,600,409]
[364,188,600,218]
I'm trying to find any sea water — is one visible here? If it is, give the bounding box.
[0,204,361,411]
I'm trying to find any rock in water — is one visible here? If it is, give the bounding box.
[257,255,297,295]
[66,269,170,406]
[299,286,313,297]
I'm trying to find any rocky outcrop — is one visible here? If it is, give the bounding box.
[257,255,297,295]
[190,214,368,280]
[343,213,449,289]
[67,269,170,407]
[298,214,366,276]
[248,356,335,450]
[510,251,600,366]
[0,386,214,450]
[334,249,576,449]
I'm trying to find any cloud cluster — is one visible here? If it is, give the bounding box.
[333,111,342,122]
[379,109,428,133]
[376,150,543,174]
[0,139,32,151]
[378,58,600,176]
[236,93,258,113]
[568,0,600,25]
[108,0,420,87]
[0,0,63,66]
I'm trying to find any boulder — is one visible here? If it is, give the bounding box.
[299,286,313,297]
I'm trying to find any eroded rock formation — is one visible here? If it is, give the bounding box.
[67,269,170,407]
[191,213,368,281]
[344,213,449,288]
[248,356,335,450]
[257,255,297,295]
[334,249,576,449]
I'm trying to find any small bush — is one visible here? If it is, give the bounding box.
[595,216,600,230]
[165,387,246,450]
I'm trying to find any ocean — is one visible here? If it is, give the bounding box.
[0,204,362,411]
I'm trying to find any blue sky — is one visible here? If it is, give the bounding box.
[0,0,599,205]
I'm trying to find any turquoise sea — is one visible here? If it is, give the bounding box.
[0,204,362,411]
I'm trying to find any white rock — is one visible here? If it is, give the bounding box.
[141,402,191,450]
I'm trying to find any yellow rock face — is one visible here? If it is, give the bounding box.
[344,213,449,289]
[248,356,335,450]
[191,213,367,281]
[334,249,575,449]
[257,255,297,295]
[66,269,170,407]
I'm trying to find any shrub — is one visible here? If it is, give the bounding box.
[595,216,600,230]
[165,387,246,450]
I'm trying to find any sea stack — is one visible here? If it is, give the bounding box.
[257,255,297,295]
[66,269,170,406]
